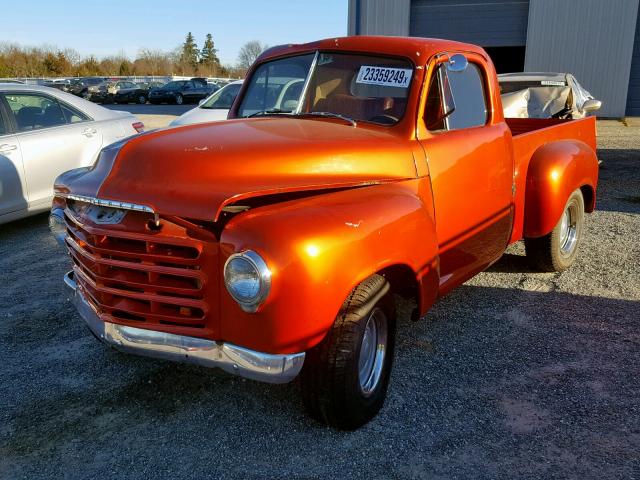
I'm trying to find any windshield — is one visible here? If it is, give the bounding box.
[236,52,414,125]
[201,83,242,109]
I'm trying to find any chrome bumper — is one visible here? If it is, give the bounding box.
[64,271,304,383]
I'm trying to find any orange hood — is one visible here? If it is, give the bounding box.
[64,118,417,221]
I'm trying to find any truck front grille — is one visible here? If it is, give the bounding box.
[64,205,219,337]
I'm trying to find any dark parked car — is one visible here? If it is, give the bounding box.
[148,79,214,105]
[46,79,73,92]
[109,80,149,104]
[67,77,106,98]
[83,81,112,103]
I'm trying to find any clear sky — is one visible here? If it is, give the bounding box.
[2,0,348,65]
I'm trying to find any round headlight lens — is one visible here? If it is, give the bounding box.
[48,208,67,246]
[224,251,271,312]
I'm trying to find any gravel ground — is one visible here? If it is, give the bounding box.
[0,120,638,479]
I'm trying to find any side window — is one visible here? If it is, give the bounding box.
[60,103,90,124]
[425,67,446,131]
[425,61,488,132]
[446,63,488,130]
[5,94,67,132]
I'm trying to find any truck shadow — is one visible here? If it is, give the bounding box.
[3,284,638,469]
[594,148,640,215]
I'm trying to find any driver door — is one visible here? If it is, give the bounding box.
[419,54,514,293]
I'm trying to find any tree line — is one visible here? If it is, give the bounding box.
[0,33,267,79]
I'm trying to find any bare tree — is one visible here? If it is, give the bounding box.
[237,40,267,70]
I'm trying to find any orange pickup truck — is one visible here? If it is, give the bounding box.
[50,36,598,429]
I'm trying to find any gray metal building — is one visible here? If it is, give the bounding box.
[348,0,640,117]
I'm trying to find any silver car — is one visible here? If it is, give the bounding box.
[169,80,244,127]
[0,84,144,224]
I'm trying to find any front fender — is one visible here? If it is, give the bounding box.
[524,140,598,238]
[218,179,438,354]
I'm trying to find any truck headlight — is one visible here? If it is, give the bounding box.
[224,250,271,312]
[48,208,67,246]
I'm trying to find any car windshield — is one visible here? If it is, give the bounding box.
[200,83,242,109]
[236,52,414,125]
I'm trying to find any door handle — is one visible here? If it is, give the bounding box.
[0,143,17,153]
[81,128,97,137]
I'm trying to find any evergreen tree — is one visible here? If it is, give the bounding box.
[180,32,199,69]
[200,33,219,73]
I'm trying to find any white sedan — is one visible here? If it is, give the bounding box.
[0,84,144,224]
[169,80,243,127]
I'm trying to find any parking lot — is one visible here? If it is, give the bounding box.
[0,113,638,479]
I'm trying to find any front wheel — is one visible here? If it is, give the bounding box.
[525,188,585,272]
[301,274,395,430]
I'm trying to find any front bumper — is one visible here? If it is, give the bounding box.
[64,271,305,383]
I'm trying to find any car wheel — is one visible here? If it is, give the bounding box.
[81,91,90,99]
[525,188,585,272]
[138,95,147,104]
[175,94,183,105]
[301,274,395,430]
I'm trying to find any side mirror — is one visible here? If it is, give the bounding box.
[447,54,468,73]
[582,99,602,113]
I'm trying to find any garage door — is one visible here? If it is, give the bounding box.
[410,0,530,47]
[626,8,640,116]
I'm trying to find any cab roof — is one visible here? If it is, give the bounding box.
[257,36,488,65]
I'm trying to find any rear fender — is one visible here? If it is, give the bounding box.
[219,180,439,354]
[524,140,598,238]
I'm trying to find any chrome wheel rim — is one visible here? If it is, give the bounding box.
[176,95,183,104]
[139,95,146,104]
[559,202,578,255]
[358,308,388,397]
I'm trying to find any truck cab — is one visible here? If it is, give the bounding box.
[51,36,598,430]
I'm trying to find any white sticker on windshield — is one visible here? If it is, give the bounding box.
[541,80,566,86]
[356,66,412,88]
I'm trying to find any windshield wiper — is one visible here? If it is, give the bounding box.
[298,111,357,127]
[247,108,292,118]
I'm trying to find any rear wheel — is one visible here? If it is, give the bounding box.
[525,188,585,272]
[175,94,183,105]
[137,94,147,104]
[301,274,395,430]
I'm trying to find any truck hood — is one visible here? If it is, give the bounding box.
[62,117,417,221]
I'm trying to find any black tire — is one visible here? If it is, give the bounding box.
[137,94,147,104]
[301,274,395,430]
[175,94,183,105]
[525,188,585,272]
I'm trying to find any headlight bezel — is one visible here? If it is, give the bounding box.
[48,207,67,247]
[223,250,271,313]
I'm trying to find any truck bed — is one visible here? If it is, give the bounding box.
[506,116,597,243]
